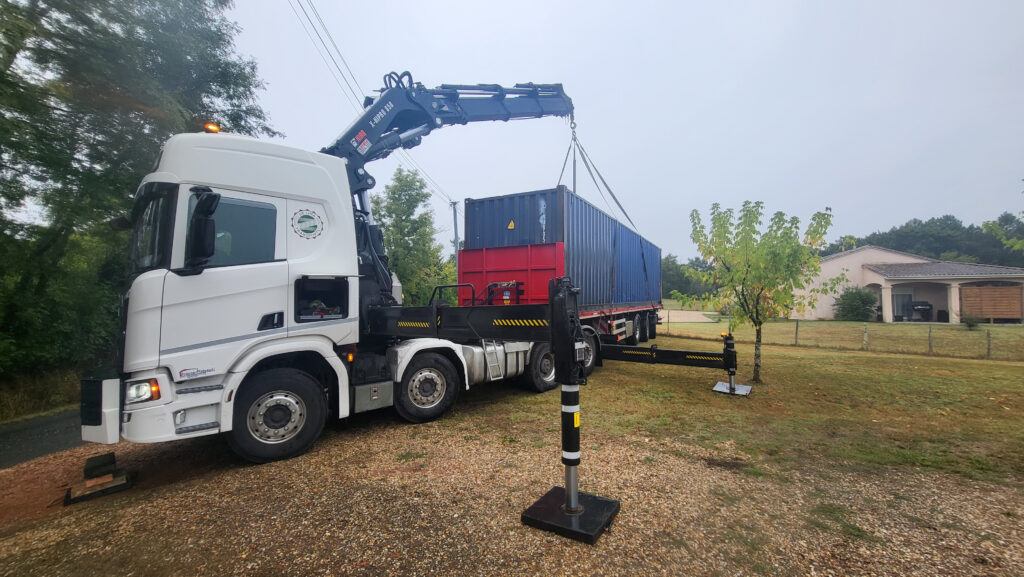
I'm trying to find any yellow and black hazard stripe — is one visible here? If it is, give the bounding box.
[623,350,656,357]
[492,319,549,327]
[397,321,430,328]
[685,354,721,361]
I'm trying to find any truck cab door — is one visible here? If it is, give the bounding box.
[160,186,288,382]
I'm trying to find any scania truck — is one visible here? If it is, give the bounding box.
[82,72,575,462]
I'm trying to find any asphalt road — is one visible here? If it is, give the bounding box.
[0,408,83,469]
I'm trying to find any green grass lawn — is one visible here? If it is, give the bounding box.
[461,333,1024,482]
[662,318,1024,361]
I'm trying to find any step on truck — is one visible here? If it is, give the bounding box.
[81,71,577,462]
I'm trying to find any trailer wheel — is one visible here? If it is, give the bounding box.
[639,312,650,342]
[625,314,641,346]
[394,353,459,423]
[522,342,557,393]
[649,311,658,339]
[227,368,327,463]
[582,332,598,376]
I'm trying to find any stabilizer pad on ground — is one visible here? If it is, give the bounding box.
[713,382,752,396]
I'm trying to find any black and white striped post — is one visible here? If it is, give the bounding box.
[521,277,620,544]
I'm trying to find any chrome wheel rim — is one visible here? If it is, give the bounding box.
[247,390,306,444]
[409,368,446,408]
[539,351,555,382]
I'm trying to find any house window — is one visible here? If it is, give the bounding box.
[893,290,913,321]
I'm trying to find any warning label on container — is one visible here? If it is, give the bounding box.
[507,219,515,230]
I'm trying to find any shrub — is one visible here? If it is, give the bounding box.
[833,286,878,321]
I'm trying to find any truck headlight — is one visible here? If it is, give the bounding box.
[125,379,161,404]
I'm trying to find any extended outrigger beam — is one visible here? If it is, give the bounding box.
[598,333,750,396]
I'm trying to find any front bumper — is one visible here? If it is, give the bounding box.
[81,378,121,444]
[81,376,225,444]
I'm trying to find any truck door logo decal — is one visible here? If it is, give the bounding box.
[179,367,216,380]
[291,210,324,239]
[507,218,515,230]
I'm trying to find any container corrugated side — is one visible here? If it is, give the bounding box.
[613,223,656,305]
[612,224,662,306]
[464,188,564,249]
[564,191,616,307]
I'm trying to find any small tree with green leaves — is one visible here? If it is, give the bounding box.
[371,167,453,306]
[832,286,877,321]
[689,201,840,383]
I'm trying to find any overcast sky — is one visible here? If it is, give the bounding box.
[229,0,1024,260]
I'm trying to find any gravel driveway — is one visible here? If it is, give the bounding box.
[1,388,1020,576]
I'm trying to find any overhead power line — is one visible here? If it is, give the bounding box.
[289,0,459,212]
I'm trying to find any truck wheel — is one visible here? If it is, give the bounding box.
[649,312,658,339]
[522,342,557,393]
[227,368,327,463]
[394,353,459,423]
[582,332,598,376]
[625,314,641,346]
[639,312,650,342]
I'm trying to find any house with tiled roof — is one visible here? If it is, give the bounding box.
[793,245,1024,323]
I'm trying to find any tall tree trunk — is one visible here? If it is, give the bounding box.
[752,324,763,383]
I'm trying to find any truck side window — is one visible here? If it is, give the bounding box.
[187,196,277,267]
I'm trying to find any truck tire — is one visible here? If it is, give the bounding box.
[649,312,658,339]
[394,353,459,423]
[227,368,327,463]
[625,314,641,346]
[522,342,557,393]
[639,312,650,342]
[582,332,598,376]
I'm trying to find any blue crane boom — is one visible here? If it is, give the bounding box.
[320,71,574,216]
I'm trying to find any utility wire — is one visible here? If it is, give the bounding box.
[287,0,359,112]
[289,0,459,213]
[294,0,361,107]
[308,0,364,96]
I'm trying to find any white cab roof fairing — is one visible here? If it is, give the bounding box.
[143,133,351,206]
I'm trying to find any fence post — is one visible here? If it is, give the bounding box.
[928,325,933,355]
[794,320,799,346]
[987,329,992,360]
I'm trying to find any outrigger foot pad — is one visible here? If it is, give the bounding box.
[64,452,133,505]
[522,486,620,544]
[713,381,752,396]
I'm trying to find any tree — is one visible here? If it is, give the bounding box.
[662,254,716,300]
[832,286,877,321]
[371,167,453,306]
[822,213,1024,267]
[0,0,276,381]
[689,201,838,383]
[984,211,1024,254]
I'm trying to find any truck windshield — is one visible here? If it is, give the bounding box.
[129,182,177,275]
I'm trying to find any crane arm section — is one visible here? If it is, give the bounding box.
[320,71,574,214]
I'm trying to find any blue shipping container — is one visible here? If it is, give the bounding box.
[462,186,661,310]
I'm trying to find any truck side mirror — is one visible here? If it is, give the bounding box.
[183,189,221,271]
[186,216,216,268]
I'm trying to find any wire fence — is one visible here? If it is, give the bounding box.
[659,312,1024,362]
